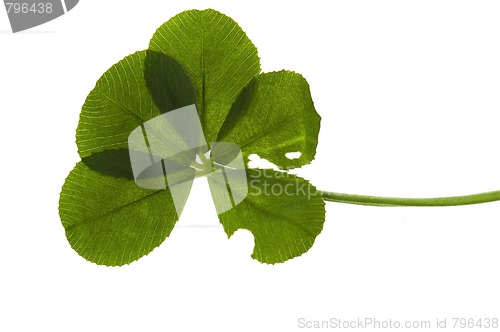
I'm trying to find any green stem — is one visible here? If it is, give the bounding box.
[319,190,500,207]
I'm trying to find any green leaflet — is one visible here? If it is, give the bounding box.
[59,162,179,266]
[217,71,320,169]
[149,9,261,142]
[76,50,196,158]
[59,9,325,266]
[63,50,196,265]
[219,169,325,264]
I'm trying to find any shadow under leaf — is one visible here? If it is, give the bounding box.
[82,149,135,180]
[83,51,198,180]
[144,50,197,114]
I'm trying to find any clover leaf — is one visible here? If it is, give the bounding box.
[59,9,325,266]
[59,162,179,266]
[217,71,320,169]
[149,9,261,143]
[60,8,500,267]
[219,169,324,264]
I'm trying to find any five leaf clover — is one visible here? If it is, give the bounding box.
[59,9,325,266]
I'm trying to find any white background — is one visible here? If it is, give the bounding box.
[1,1,500,331]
